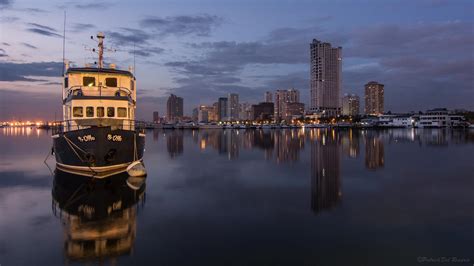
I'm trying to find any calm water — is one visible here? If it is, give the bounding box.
[0,127,473,266]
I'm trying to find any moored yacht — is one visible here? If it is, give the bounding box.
[52,32,145,177]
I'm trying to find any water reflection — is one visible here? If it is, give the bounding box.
[162,128,473,165]
[51,170,146,263]
[365,131,385,170]
[311,131,341,214]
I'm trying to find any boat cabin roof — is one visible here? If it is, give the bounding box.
[67,67,134,78]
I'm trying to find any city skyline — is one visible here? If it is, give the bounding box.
[1,0,473,121]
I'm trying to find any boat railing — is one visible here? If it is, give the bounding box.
[65,86,133,98]
[51,119,146,135]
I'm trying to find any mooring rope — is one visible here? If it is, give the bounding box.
[63,134,98,176]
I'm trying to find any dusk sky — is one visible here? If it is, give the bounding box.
[0,0,473,121]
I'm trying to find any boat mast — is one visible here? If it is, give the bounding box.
[97,32,104,69]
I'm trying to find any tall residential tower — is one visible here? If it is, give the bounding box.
[364,81,384,115]
[166,94,183,122]
[310,39,342,117]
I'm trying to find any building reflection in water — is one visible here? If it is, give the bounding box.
[166,130,184,158]
[275,129,304,163]
[341,129,360,158]
[52,170,146,263]
[310,129,342,214]
[365,131,385,170]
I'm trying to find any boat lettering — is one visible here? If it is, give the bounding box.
[77,135,95,142]
[107,134,123,142]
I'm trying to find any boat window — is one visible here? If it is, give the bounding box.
[73,107,83,117]
[97,107,105,117]
[105,77,117,87]
[118,107,127,117]
[107,107,115,117]
[130,80,134,90]
[64,77,68,88]
[83,77,95,87]
[86,107,94,117]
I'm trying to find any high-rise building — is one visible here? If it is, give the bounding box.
[227,93,239,121]
[342,93,360,116]
[310,39,342,117]
[166,94,183,122]
[364,81,384,115]
[217,97,228,121]
[264,91,273,103]
[211,102,219,121]
[239,102,252,120]
[153,111,159,123]
[274,89,300,120]
[198,105,215,122]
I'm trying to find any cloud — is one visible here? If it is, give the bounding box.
[21,42,37,49]
[0,61,62,81]
[140,14,223,37]
[0,48,7,57]
[26,23,62,38]
[107,27,153,45]
[70,23,95,33]
[0,0,12,8]
[2,42,10,46]
[74,2,109,9]
[106,28,164,57]
[132,47,165,57]
[0,16,19,23]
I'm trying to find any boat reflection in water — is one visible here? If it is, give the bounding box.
[51,169,146,262]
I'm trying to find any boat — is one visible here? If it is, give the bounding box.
[199,122,223,129]
[52,32,146,178]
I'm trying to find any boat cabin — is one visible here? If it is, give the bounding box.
[62,65,137,131]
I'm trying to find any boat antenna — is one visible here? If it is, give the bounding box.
[61,10,66,76]
[133,42,136,76]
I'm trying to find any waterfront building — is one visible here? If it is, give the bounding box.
[274,89,300,120]
[364,81,384,115]
[282,102,305,121]
[310,39,342,117]
[218,97,228,121]
[342,93,360,116]
[416,108,466,128]
[227,93,239,121]
[251,102,274,121]
[166,94,183,122]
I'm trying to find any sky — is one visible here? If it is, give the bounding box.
[0,0,473,121]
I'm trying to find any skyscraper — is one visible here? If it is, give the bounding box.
[310,39,342,117]
[342,93,360,116]
[365,81,384,115]
[227,93,239,121]
[274,89,300,120]
[264,91,273,103]
[166,94,183,122]
[153,111,159,123]
[217,97,228,121]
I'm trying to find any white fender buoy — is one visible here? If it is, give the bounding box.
[126,176,146,190]
[126,161,147,177]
